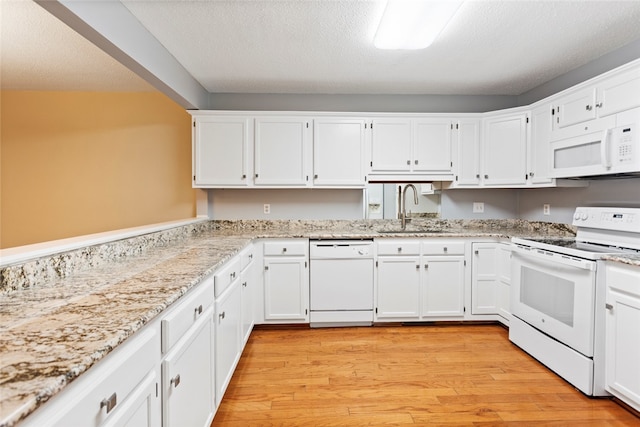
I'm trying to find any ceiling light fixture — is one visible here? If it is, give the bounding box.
[374,0,464,50]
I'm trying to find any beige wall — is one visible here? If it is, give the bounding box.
[1,91,196,248]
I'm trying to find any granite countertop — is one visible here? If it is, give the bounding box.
[2,218,635,427]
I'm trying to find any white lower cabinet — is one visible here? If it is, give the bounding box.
[21,327,161,427]
[161,276,216,427]
[605,262,640,412]
[375,239,466,321]
[240,245,258,346]
[471,242,511,325]
[262,239,309,323]
[162,312,215,427]
[214,265,242,406]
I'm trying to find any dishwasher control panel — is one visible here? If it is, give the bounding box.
[310,240,374,258]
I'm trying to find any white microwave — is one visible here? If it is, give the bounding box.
[551,113,640,179]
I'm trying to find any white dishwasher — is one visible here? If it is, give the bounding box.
[309,240,374,328]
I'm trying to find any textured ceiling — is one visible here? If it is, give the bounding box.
[3,0,640,95]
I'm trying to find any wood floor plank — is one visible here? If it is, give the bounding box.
[211,325,639,426]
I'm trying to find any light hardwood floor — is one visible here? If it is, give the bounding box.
[211,324,639,426]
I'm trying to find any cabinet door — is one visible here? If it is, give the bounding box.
[528,104,555,185]
[471,243,499,315]
[163,312,215,427]
[313,118,366,186]
[482,113,528,186]
[453,119,481,186]
[102,370,159,427]
[553,87,597,129]
[370,118,412,172]
[421,257,465,317]
[254,117,310,186]
[263,257,309,322]
[375,257,420,320]
[496,244,512,322]
[605,265,640,412]
[193,116,250,187]
[597,66,640,118]
[413,119,453,173]
[240,258,256,346]
[215,283,242,405]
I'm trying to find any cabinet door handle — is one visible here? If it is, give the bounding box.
[171,374,181,388]
[230,272,236,280]
[586,105,593,111]
[424,264,429,270]
[605,303,613,311]
[484,174,489,179]
[476,174,480,179]
[264,266,269,271]
[397,247,402,253]
[406,160,411,165]
[255,173,259,178]
[242,174,247,179]
[596,102,603,108]
[443,247,448,253]
[242,281,247,287]
[282,247,287,253]
[219,311,226,320]
[249,254,253,259]
[474,250,479,255]
[414,160,418,165]
[194,304,203,315]
[100,392,117,414]
[314,174,318,179]
[416,264,420,270]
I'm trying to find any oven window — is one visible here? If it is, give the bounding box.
[520,266,575,326]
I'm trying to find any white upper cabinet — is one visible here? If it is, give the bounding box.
[413,118,453,173]
[481,111,529,186]
[528,103,555,186]
[369,117,455,180]
[254,117,311,186]
[313,118,367,186]
[451,119,481,186]
[192,116,251,187]
[553,86,597,130]
[597,65,640,118]
[370,118,413,172]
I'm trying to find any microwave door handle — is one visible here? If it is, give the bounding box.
[601,129,612,169]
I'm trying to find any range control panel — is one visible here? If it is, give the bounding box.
[573,207,640,232]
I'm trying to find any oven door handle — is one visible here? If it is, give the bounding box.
[512,245,596,271]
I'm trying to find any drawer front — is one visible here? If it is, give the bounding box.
[240,246,255,271]
[214,257,241,298]
[377,240,421,256]
[162,277,215,353]
[263,240,307,256]
[422,241,465,255]
[52,327,159,427]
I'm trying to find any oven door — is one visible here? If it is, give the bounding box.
[511,245,597,357]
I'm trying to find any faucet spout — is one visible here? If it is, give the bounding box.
[401,184,419,230]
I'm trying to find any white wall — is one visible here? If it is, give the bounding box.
[208,189,364,220]
[440,188,519,220]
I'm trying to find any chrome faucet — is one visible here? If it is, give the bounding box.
[400,184,419,230]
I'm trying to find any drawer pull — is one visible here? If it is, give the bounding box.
[443,247,448,253]
[100,392,117,414]
[194,304,203,315]
[397,247,402,253]
[282,247,287,253]
[171,374,181,388]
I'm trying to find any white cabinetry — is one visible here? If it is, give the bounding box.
[528,104,555,186]
[421,241,465,318]
[375,240,421,320]
[313,118,367,186]
[254,117,311,186]
[481,111,529,186]
[471,242,510,325]
[161,276,215,427]
[214,258,242,406]
[375,239,466,321]
[370,117,456,180]
[240,245,258,346]
[192,116,251,188]
[262,239,309,323]
[605,262,640,412]
[22,327,161,427]
[452,119,481,186]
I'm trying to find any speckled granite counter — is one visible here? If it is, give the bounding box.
[0,219,576,427]
[602,253,640,267]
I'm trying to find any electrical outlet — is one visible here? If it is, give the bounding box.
[263,204,271,214]
[473,202,484,213]
[543,204,551,215]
